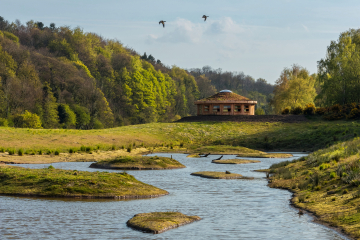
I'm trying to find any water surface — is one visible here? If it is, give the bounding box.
[1,153,348,239]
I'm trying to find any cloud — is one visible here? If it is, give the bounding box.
[146,17,244,44]
[302,24,309,32]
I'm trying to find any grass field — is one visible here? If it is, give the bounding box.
[0,119,359,154]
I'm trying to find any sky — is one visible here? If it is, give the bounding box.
[2,0,360,84]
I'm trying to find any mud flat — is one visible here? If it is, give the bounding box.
[0,165,168,199]
[190,171,254,179]
[126,212,201,234]
[89,156,185,170]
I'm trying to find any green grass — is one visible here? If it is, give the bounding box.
[0,120,359,154]
[126,212,201,234]
[0,165,168,198]
[190,171,253,179]
[268,137,360,239]
[90,156,185,170]
[212,159,261,164]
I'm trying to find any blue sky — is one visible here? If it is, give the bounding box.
[2,0,360,83]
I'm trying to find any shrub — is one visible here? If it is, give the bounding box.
[303,103,316,115]
[69,148,75,153]
[80,146,86,152]
[0,147,4,153]
[48,165,55,169]
[13,111,42,129]
[111,145,116,150]
[330,104,342,113]
[314,185,321,191]
[38,149,43,155]
[8,149,15,155]
[0,118,8,127]
[18,149,23,156]
[315,107,327,115]
[46,150,52,155]
[54,150,60,155]
[121,145,125,149]
[85,147,92,152]
[348,108,360,119]
[330,172,337,179]
[255,108,265,115]
[291,106,303,115]
[281,108,290,115]
[180,142,184,148]
[3,31,19,43]
[127,146,132,153]
[343,189,349,194]
[319,163,330,170]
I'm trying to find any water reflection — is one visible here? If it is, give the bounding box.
[1,153,348,239]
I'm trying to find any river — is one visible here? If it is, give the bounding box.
[0,153,348,239]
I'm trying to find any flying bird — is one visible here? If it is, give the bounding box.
[159,20,166,28]
[202,15,209,21]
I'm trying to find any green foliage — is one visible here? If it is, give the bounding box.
[0,117,8,126]
[58,104,76,128]
[54,150,60,155]
[13,111,42,129]
[2,31,19,44]
[317,29,360,105]
[271,65,316,114]
[255,108,265,115]
[281,108,290,115]
[72,105,90,129]
[330,171,337,179]
[18,149,23,156]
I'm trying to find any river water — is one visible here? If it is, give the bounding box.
[1,153,348,240]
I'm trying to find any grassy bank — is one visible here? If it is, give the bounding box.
[0,165,168,199]
[268,137,360,239]
[90,156,185,170]
[126,212,201,234]
[0,119,359,154]
[212,159,261,164]
[190,171,253,179]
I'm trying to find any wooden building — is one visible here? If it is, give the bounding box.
[195,90,257,116]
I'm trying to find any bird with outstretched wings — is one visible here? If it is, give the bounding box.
[159,20,166,28]
[202,15,209,21]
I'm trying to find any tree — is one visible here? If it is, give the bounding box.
[271,65,316,114]
[147,54,155,62]
[42,82,59,128]
[49,23,56,31]
[317,29,360,105]
[13,110,42,128]
[140,52,148,60]
[36,21,44,30]
[58,104,76,128]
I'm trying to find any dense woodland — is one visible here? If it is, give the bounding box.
[0,16,359,129]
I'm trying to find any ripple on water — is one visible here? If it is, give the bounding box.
[0,153,348,240]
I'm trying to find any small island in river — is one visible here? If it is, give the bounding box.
[191,171,254,179]
[126,212,201,234]
[212,159,261,164]
[0,165,168,199]
[89,156,185,170]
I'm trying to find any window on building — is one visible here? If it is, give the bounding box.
[235,105,241,112]
[204,105,209,112]
[223,105,231,112]
[244,105,249,112]
[213,105,220,112]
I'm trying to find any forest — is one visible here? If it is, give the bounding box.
[0,16,359,129]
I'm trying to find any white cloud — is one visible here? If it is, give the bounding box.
[302,24,309,32]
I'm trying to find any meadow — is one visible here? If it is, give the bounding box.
[0,119,359,155]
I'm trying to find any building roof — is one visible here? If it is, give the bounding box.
[196,90,252,102]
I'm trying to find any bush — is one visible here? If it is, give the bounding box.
[281,108,290,115]
[48,165,55,169]
[303,103,316,115]
[348,108,360,119]
[8,149,15,155]
[72,104,90,129]
[127,146,132,153]
[13,111,42,129]
[3,31,19,43]
[38,149,43,155]
[330,172,337,179]
[319,163,330,170]
[255,108,265,115]
[80,146,86,151]
[315,107,327,115]
[69,148,75,153]
[291,106,303,115]
[0,118,8,127]
[0,147,4,153]
[54,150,60,155]
[18,149,23,156]
[111,145,116,150]
[330,104,342,113]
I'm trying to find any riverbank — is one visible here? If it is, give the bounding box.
[268,137,360,239]
[0,165,168,199]
[89,156,185,170]
[212,159,261,164]
[126,212,201,234]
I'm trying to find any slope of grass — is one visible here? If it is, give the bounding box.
[90,156,185,170]
[0,120,359,153]
[126,212,201,234]
[268,137,360,239]
[0,165,168,199]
